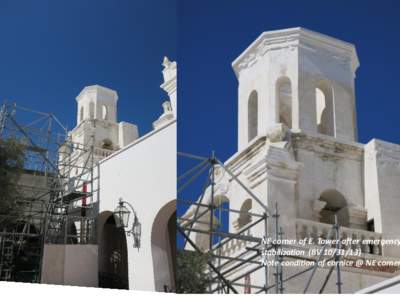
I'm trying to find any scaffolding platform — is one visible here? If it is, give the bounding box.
[0,101,97,282]
[177,151,344,294]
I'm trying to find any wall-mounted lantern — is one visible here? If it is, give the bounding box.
[114,197,141,249]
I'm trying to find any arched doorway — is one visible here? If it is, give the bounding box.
[98,211,129,289]
[151,200,176,292]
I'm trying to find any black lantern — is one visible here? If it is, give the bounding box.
[114,198,130,228]
[113,197,141,249]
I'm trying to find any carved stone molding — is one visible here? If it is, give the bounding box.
[292,132,364,162]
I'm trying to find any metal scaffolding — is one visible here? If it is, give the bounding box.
[177,151,343,294]
[0,101,97,283]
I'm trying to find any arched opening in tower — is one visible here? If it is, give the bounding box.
[277,77,292,129]
[79,106,84,122]
[235,198,252,230]
[102,105,108,120]
[247,90,258,142]
[315,82,334,136]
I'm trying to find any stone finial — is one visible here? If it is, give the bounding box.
[162,101,173,114]
[160,56,177,118]
[162,56,171,68]
[152,100,174,130]
[161,56,177,83]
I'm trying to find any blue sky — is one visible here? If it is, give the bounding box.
[177,0,400,247]
[0,0,176,135]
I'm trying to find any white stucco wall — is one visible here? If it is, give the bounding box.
[97,119,176,291]
[364,139,400,257]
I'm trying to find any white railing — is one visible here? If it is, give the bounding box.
[296,218,382,255]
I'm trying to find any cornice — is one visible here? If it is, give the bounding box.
[232,27,359,78]
[225,136,266,173]
[366,139,400,167]
[76,85,118,103]
[292,132,364,162]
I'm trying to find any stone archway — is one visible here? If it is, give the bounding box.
[97,211,129,289]
[151,200,176,292]
[317,190,349,226]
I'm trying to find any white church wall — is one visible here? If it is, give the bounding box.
[97,119,176,291]
[364,139,400,257]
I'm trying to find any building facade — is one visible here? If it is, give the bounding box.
[41,57,177,291]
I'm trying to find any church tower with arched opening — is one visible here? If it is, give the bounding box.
[59,85,139,179]
[184,28,400,293]
[233,27,359,150]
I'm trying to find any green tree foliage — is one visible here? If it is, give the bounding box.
[176,250,208,293]
[0,138,25,229]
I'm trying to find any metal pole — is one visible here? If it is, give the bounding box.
[263,213,269,294]
[177,225,238,294]
[319,266,334,294]
[274,202,279,294]
[216,187,223,293]
[178,158,209,182]
[177,151,208,161]
[278,226,284,293]
[208,151,216,292]
[177,162,210,194]
[334,215,342,294]
[182,169,212,249]
[303,226,335,293]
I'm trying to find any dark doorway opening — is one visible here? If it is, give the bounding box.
[98,214,129,289]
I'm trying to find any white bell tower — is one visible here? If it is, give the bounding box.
[76,85,118,125]
[232,27,359,151]
[68,85,138,166]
